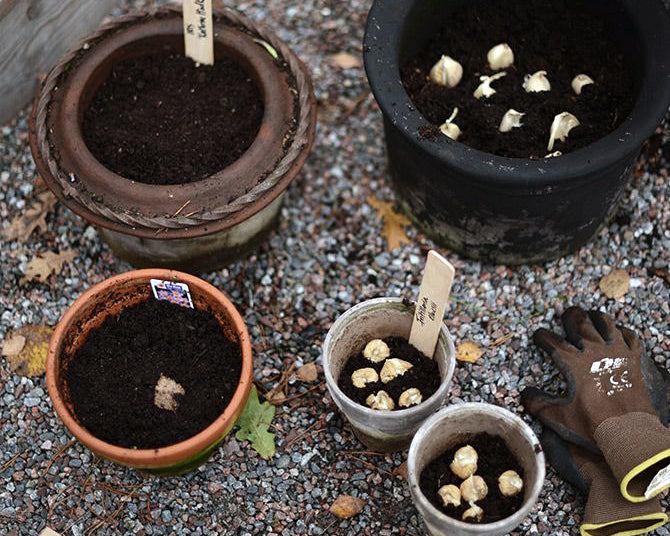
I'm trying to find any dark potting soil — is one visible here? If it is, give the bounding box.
[420,433,525,523]
[82,49,264,185]
[337,337,441,410]
[401,0,634,158]
[65,298,242,449]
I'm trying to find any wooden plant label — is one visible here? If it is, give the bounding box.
[408,250,455,358]
[183,0,214,65]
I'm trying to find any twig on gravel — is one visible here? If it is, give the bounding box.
[43,440,75,477]
[0,452,22,472]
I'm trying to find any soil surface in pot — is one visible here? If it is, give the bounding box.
[65,298,242,449]
[337,337,440,410]
[82,49,264,185]
[401,0,634,158]
[420,433,525,523]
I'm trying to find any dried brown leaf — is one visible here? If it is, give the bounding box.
[329,494,366,518]
[266,388,286,405]
[38,529,62,536]
[456,341,484,363]
[331,52,361,69]
[21,249,77,284]
[368,197,412,251]
[393,460,408,481]
[296,362,318,383]
[3,191,56,242]
[599,269,630,299]
[3,324,53,376]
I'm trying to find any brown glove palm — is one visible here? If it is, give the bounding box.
[522,307,670,502]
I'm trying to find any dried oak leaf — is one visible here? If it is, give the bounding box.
[599,269,630,300]
[3,190,56,242]
[456,341,484,363]
[2,324,53,376]
[331,52,361,69]
[393,461,409,481]
[22,249,77,284]
[368,197,412,251]
[329,495,366,518]
[296,362,318,383]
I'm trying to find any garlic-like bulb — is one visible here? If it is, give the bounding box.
[462,504,484,522]
[398,388,423,408]
[450,445,478,479]
[522,70,551,93]
[487,43,514,70]
[366,390,395,410]
[363,339,390,363]
[473,72,506,99]
[498,470,524,497]
[460,475,488,502]
[571,74,595,95]
[544,150,562,158]
[439,107,461,140]
[547,112,580,151]
[429,55,463,88]
[380,358,413,383]
[499,109,525,133]
[351,368,379,388]
[438,484,461,507]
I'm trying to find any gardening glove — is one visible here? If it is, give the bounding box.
[541,428,668,536]
[521,306,670,502]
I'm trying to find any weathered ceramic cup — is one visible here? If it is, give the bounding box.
[323,297,456,452]
[408,403,545,536]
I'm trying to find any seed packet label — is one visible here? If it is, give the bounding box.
[150,279,194,309]
[409,250,455,358]
[645,463,670,499]
[183,0,214,66]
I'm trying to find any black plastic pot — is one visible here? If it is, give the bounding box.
[363,0,670,264]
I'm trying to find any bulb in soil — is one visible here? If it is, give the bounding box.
[154,374,185,412]
[429,55,463,88]
[462,504,484,522]
[439,107,461,140]
[363,339,390,363]
[572,74,595,95]
[398,387,423,407]
[499,109,525,133]
[473,72,506,99]
[450,445,478,479]
[487,43,514,70]
[438,484,461,507]
[547,112,580,151]
[498,470,524,497]
[351,367,379,388]
[366,390,395,410]
[379,358,413,383]
[522,70,551,93]
[544,150,563,158]
[460,475,488,502]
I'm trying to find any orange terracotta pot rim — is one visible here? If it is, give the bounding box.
[46,268,253,468]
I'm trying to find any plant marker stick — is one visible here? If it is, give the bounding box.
[183,0,214,66]
[409,250,455,358]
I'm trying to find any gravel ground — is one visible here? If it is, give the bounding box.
[1,1,670,535]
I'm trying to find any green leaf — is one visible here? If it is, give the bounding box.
[235,386,276,460]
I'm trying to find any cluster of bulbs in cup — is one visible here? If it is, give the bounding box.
[438,445,524,522]
[429,43,594,155]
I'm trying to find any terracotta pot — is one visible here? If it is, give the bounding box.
[323,297,456,452]
[29,6,317,273]
[407,403,545,536]
[46,269,253,475]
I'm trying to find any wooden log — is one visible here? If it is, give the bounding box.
[0,0,118,124]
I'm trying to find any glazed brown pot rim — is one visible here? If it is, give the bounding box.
[30,7,317,240]
[46,269,253,467]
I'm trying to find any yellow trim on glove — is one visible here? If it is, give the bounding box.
[620,449,670,502]
[581,512,668,536]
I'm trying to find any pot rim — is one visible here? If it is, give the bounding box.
[30,6,317,240]
[323,297,456,422]
[46,268,253,468]
[363,0,670,189]
[407,402,546,532]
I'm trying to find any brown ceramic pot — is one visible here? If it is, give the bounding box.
[29,6,317,272]
[46,269,253,475]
